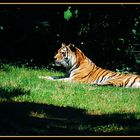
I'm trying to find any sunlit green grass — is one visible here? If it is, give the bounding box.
[0,64,140,114]
[0,64,140,135]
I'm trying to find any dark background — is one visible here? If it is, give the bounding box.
[0,4,140,73]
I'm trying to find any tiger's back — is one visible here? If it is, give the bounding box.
[68,54,140,87]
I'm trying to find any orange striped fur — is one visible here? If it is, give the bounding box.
[40,43,140,88]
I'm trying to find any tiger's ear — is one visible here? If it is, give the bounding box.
[69,44,76,52]
[61,43,67,47]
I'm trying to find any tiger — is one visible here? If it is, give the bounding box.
[39,43,140,88]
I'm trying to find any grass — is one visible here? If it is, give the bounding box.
[0,64,140,136]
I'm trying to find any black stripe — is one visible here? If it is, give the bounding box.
[81,67,94,79]
[95,70,108,82]
[124,77,132,86]
[129,77,139,87]
[83,64,98,81]
[98,70,112,83]
[106,73,118,80]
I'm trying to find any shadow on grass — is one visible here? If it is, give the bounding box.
[0,87,30,100]
[0,88,140,136]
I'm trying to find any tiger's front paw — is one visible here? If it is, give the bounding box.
[38,76,54,80]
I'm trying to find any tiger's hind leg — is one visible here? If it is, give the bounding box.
[106,77,140,88]
[99,79,140,88]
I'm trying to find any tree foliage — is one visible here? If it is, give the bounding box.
[0,4,140,73]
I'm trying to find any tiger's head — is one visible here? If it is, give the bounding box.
[54,43,77,68]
